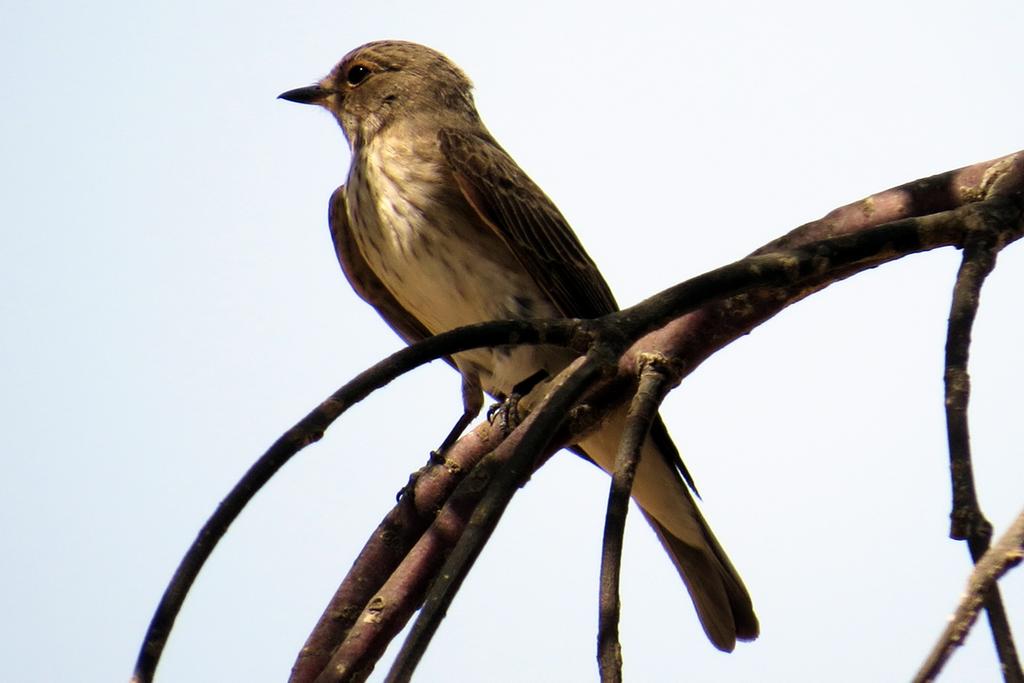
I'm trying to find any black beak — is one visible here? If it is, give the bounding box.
[278,85,330,105]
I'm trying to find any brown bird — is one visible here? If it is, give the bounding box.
[280,40,758,650]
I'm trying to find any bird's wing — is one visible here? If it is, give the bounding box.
[440,130,701,492]
[439,128,618,319]
[329,186,453,368]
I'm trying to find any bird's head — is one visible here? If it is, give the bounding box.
[279,40,478,147]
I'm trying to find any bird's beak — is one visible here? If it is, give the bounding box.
[278,85,331,105]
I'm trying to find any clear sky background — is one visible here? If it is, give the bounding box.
[3,2,1022,682]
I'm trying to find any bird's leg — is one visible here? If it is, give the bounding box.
[397,375,484,502]
[434,374,485,457]
[486,369,549,436]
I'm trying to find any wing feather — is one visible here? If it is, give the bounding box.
[439,128,618,319]
[437,134,701,490]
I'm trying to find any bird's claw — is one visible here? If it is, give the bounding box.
[487,395,522,436]
[395,450,447,503]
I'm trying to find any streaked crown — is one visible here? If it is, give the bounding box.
[284,41,480,147]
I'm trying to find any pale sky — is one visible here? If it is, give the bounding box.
[2,2,1022,682]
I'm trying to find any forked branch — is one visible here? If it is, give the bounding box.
[133,151,1024,683]
[297,152,1023,683]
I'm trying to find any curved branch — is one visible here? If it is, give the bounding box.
[133,319,583,683]
[946,238,998,541]
[942,224,1022,682]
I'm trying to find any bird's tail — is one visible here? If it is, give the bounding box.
[642,509,759,651]
[578,407,759,651]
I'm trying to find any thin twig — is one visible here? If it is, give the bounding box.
[597,356,674,683]
[914,509,1024,683]
[941,222,1023,683]
[946,229,999,542]
[382,355,607,683]
[132,319,579,683]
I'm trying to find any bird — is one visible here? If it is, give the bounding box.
[279,40,758,651]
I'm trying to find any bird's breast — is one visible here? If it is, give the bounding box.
[346,138,569,395]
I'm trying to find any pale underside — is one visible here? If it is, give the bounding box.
[346,128,576,398]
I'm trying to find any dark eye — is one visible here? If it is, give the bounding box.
[346,64,371,86]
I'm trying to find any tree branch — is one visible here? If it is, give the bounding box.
[382,354,608,683]
[133,319,584,683]
[299,357,600,683]
[621,151,1024,378]
[914,509,1024,683]
[133,150,1024,682]
[289,424,506,683]
[941,221,1022,683]
[293,151,1024,683]
[598,355,676,683]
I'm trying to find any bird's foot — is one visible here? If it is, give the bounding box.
[486,396,521,436]
[486,369,549,436]
[395,450,448,503]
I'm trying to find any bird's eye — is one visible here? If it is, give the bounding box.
[346,64,371,86]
